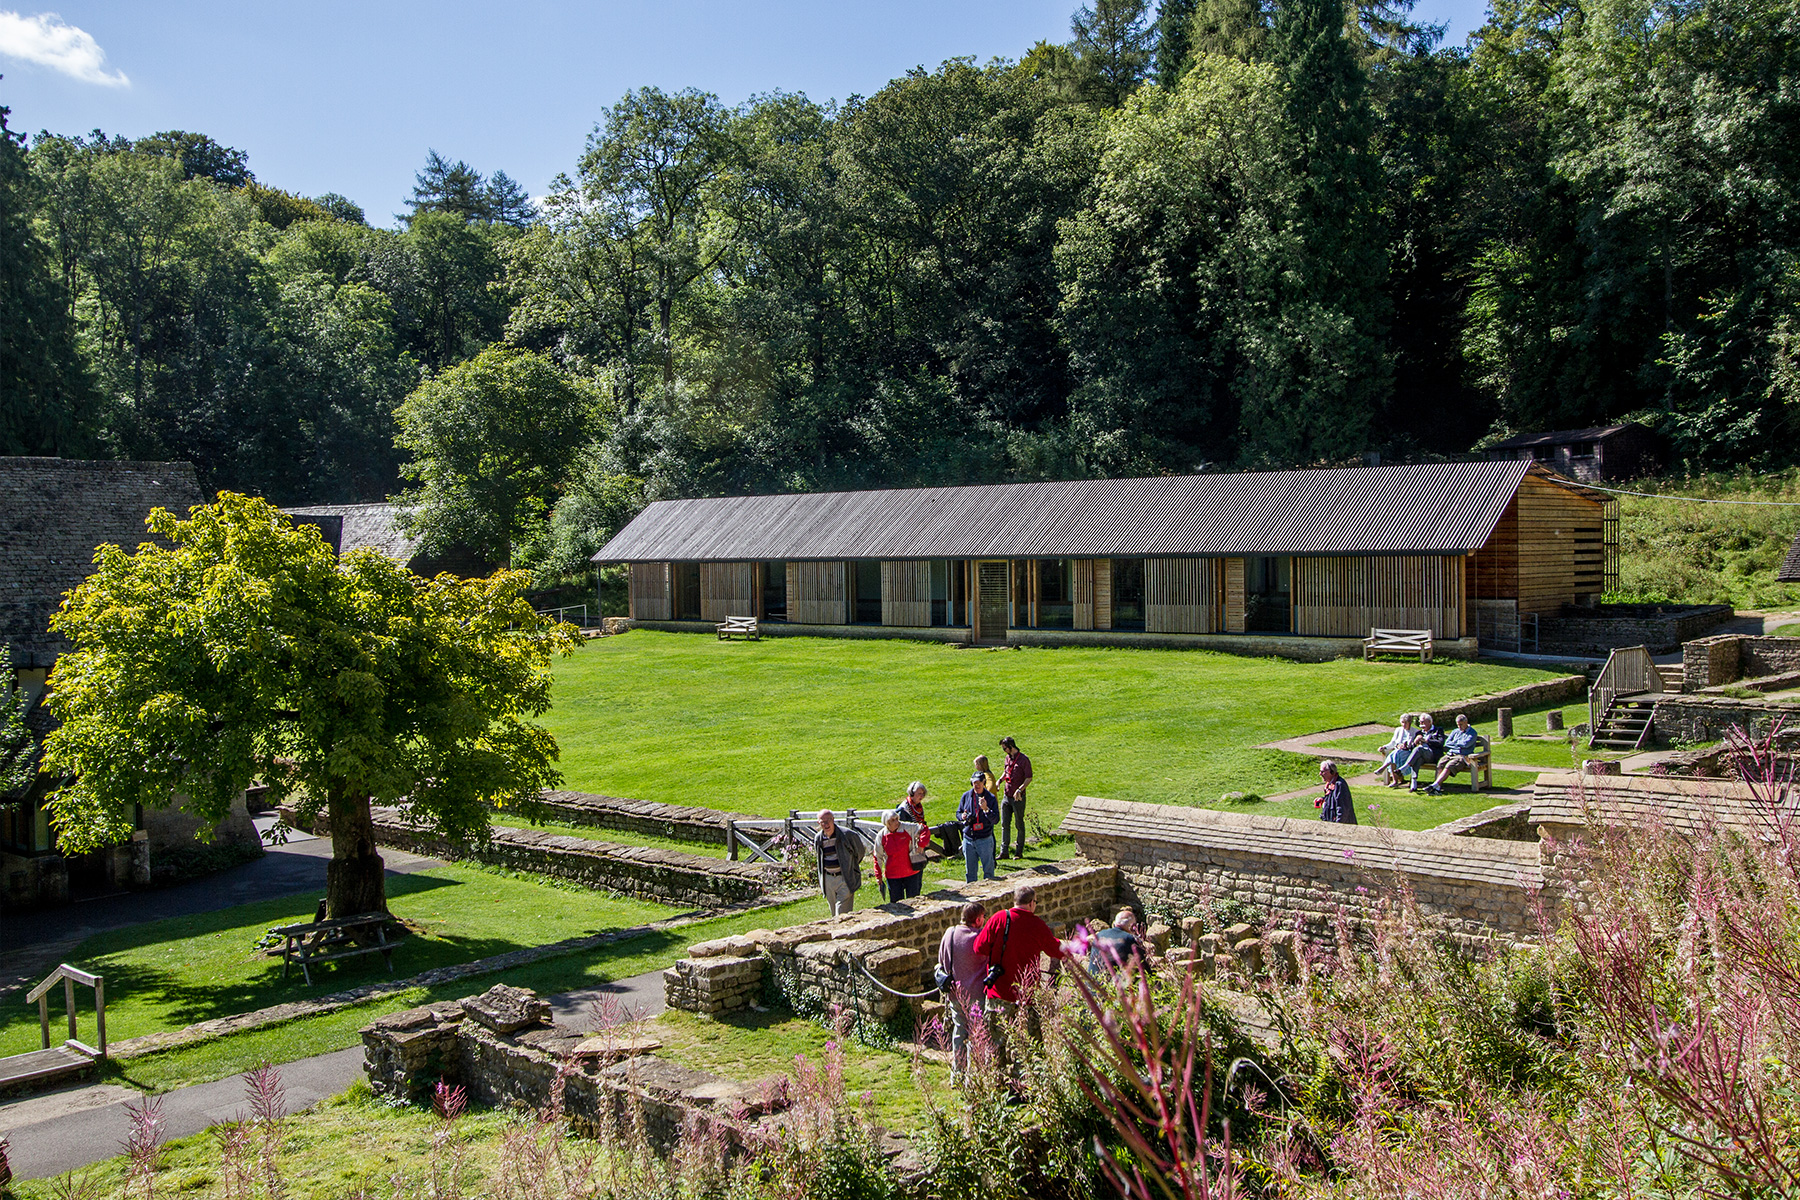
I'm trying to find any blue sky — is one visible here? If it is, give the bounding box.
[1,0,1493,226]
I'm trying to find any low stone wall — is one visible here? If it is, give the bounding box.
[662,860,1119,1022]
[283,804,782,909]
[362,985,774,1153]
[1529,770,1780,842]
[1538,603,1731,657]
[1429,803,1536,841]
[1682,634,1800,691]
[505,790,759,847]
[1422,675,1587,727]
[1648,694,1800,745]
[1062,797,1546,951]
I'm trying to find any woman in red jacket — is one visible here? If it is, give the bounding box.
[879,810,923,902]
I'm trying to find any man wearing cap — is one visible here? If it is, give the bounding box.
[998,735,1032,859]
[956,772,1001,882]
[814,809,864,915]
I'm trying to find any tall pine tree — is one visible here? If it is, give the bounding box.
[1154,0,1200,85]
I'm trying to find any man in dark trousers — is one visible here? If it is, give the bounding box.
[998,735,1033,859]
[973,882,1071,1015]
[957,773,1000,882]
[1315,760,1357,824]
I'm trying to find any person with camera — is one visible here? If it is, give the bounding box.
[972,883,1071,1019]
[935,900,988,1082]
[956,772,1001,882]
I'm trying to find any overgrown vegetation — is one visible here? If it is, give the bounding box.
[1610,468,1800,609]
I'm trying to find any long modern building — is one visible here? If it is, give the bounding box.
[593,461,1616,657]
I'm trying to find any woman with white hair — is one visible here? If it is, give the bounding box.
[879,809,924,902]
[1378,713,1419,788]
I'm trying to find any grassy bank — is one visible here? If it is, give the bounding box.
[1612,469,1800,609]
[541,632,1561,832]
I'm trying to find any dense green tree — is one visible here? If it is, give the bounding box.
[0,99,94,455]
[1154,0,1200,84]
[1186,0,1268,61]
[395,346,597,564]
[134,130,253,187]
[42,493,576,918]
[1071,0,1157,105]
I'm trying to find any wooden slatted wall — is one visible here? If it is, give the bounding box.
[1223,558,1246,633]
[1146,558,1220,633]
[1471,497,1518,600]
[1291,556,1463,638]
[1094,558,1112,630]
[1514,474,1606,614]
[881,561,931,627]
[790,561,847,625]
[1072,559,1096,630]
[628,562,671,620]
[700,562,755,622]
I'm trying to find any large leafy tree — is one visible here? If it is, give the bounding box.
[396,345,597,565]
[42,494,577,917]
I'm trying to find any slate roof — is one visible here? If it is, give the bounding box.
[594,460,1552,563]
[283,503,422,562]
[1,457,205,668]
[1489,424,1639,450]
[1781,532,1800,584]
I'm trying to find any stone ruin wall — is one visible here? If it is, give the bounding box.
[1062,797,1551,953]
[663,861,1119,1025]
[509,791,761,847]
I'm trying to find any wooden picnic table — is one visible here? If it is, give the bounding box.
[272,911,397,985]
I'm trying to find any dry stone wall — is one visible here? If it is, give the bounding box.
[1649,694,1800,744]
[510,791,760,847]
[283,804,782,909]
[1062,797,1547,951]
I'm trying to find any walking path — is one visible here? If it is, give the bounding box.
[0,968,670,1181]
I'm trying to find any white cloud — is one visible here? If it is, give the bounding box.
[0,10,128,86]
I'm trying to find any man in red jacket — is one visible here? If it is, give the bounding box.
[972,882,1070,1013]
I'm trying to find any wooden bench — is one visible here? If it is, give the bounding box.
[1365,627,1434,663]
[1437,735,1493,792]
[272,911,397,985]
[717,615,760,641]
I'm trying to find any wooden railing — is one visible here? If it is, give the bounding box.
[1590,645,1662,733]
[726,810,924,864]
[26,963,105,1058]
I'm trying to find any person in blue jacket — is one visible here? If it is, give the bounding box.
[956,773,1001,881]
[1315,760,1357,824]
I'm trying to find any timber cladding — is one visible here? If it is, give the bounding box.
[629,562,672,621]
[1292,555,1465,639]
[1094,558,1112,630]
[1146,557,1220,633]
[880,560,931,627]
[789,561,847,625]
[700,562,755,622]
[1073,558,1097,630]
[1475,474,1606,615]
[1223,558,1246,634]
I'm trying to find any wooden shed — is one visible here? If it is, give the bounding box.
[596,462,1615,655]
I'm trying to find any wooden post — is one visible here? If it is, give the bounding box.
[1546,710,1565,731]
[727,820,738,861]
[39,991,49,1049]
[1496,707,1514,739]
[65,975,76,1043]
[95,976,106,1057]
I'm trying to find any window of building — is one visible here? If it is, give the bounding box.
[854,560,882,624]
[1011,559,1031,627]
[1572,442,1595,459]
[1530,445,1553,462]
[674,562,701,620]
[931,559,969,627]
[1036,559,1074,628]
[1245,556,1290,632]
[1111,558,1146,630]
[761,561,787,621]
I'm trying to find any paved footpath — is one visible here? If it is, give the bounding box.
[0,968,670,1181]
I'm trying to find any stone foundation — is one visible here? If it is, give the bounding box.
[1062,797,1548,952]
[1537,604,1731,657]
[1647,694,1800,745]
[283,804,782,909]
[1683,634,1800,691]
[662,861,1119,1022]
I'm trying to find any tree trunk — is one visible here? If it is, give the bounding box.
[326,788,388,918]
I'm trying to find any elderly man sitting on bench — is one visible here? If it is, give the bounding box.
[1425,714,1482,795]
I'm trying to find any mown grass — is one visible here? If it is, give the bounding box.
[1612,468,1800,609]
[542,632,1562,835]
[3,866,681,1062]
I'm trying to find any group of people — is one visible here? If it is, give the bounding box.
[1376,712,1484,794]
[809,736,1035,917]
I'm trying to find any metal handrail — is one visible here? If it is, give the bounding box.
[536,604,590,627]
[726,809,926,863]
[25,963,105,1058]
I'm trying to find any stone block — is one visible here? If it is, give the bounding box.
[1179,916,1205,944]
[1222,922,1256,942]
[1145,923,1172,953]
[462,984,552,1034]
[1232,937,1265,975]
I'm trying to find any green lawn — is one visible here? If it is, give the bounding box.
[543,632,1562,833]
[4,865,681,1061]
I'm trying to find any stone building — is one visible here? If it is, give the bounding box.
[1486,423,1657,483]
[1,457,258,909]
[282,502,495,577]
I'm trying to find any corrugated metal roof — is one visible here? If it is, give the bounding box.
[594,460,1545,562]
[1780,532,1800,583]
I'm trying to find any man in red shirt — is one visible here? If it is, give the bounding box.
[972,883,1070,1012]
[998,735,1033,859]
